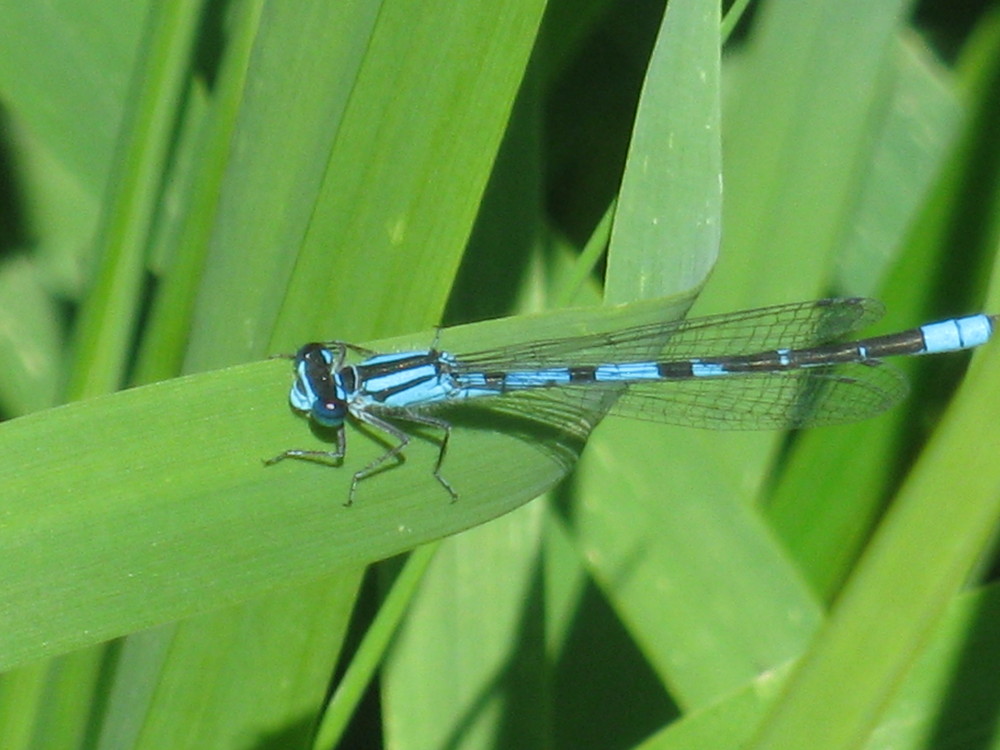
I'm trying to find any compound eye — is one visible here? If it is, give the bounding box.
[311,400,346,427]
[296,342,330,363]
[289,377,313,411]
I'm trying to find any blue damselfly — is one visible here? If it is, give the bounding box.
[266,298,995,505]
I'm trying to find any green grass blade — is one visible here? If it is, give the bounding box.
[765,31,987,600]
[67,1,206,399]
[0,298,682,672]
[270,1,549,345]
[572,0,809,712]
[95,577,360,749]
[749,8,1000,744]
[747,326,1000,749]
[605,0,721,302]
[383,504,550,750]
[132,0,267,385]
[182,0,387,367]
[718,0,914,307]
[314,544,439,750]
[636,583,1000,750]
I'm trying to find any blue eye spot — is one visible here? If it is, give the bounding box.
[312,400,346,427]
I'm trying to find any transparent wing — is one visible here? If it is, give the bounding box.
[604,361,907,428]
[428,361,907,433]
[455,298,884,370]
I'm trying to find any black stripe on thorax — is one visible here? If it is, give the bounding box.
[354,352,441,378]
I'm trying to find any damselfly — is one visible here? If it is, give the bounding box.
[266,298,995,505]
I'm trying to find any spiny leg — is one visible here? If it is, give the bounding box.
[395,411,457,502]
[351,409,457,506]
[348,411,411,507]
[263,427,346,466]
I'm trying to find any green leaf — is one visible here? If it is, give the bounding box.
[67,0,206,399]
[606,0,722,302]
[0,298,685,671]
[0,0,149,191]
[572,0,809,712]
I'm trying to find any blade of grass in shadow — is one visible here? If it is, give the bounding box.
[747,315,1000,748]
[131,0,267,385]
[766,8,1000,602]
[313,544,439,750]
[634,585,1000,749]
[66,1,206,400]
[94,575,360,750]
[569,0,810,713]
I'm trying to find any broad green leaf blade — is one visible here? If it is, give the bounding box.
[636,667,792,750]
[765,32,980,600]
[383,504,549,750]
[606,0,722,302]
[0,298,683,672]
[573,0,809,711]
[544,505,680,750]
[183,0,387,367]
[833,37,962,295]
[863,583,1000,750]
[271,0,549,345]
[636,583,1000,750]
[717,0,913,307]
[572,428,822,709]
[94,578,358,750]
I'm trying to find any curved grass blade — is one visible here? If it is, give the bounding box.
[0,297,686,671]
